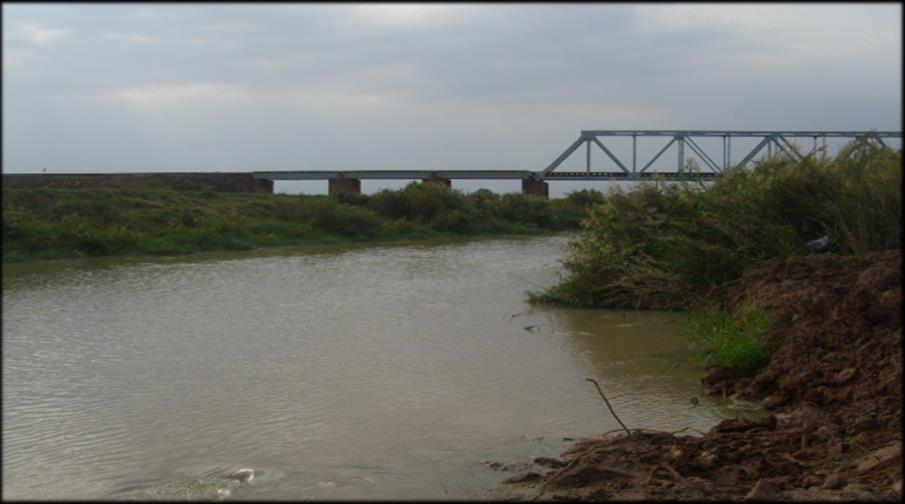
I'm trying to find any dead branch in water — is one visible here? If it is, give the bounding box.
[585,378,632,437]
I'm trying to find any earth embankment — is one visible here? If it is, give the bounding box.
[509,250,902,501]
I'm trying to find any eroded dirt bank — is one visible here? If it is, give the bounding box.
[502,250,902,501]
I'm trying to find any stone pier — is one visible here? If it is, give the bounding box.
[328,177,361,196]
[521,178,549,198]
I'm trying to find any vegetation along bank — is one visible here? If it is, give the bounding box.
[502,143,903,500]
[1,182,603,262]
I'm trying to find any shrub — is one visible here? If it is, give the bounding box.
[499,193,554,228]
[2,180,585,261]
[367,189,409,220]
[682,300,775,375]
[430,208,476,234]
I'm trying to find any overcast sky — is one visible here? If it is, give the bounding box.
[3,3,902,195]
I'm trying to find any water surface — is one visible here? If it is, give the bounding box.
[3,235,750,500]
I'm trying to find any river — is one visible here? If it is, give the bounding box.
[2,235,753,500]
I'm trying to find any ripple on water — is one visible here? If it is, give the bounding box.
[3,236,742,500]
[108,468,256,501]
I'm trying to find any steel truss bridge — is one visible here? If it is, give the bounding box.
[253,130,901,186]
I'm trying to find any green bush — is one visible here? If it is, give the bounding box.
[499,193,554,229]
[430,208,476,234]
[306,198,384,237]
[682,300,775,375]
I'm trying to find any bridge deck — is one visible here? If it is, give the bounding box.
[251,170,717,181]
[252,170,534,180]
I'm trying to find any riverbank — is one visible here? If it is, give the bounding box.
[2,184,600,262]
[500,249,902,500]
[533,146,901,310]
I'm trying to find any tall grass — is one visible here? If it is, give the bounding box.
[533,144,902,309]
[2,183,603,262]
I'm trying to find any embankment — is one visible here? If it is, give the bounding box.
[2,172,273,193]
[1,184,599,262]
[509,145,903,500]
[505,250,902,501]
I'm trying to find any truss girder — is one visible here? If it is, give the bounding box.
[590,137,629,173]
[683,136,722,173]
[776,135,806,162]
[538,130,901,181]
[640,138,677,173]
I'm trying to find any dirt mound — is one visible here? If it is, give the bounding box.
[508,251,903,501]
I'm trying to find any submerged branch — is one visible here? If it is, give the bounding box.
[585,378,632,436]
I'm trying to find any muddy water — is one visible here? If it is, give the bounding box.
[3,235,754,500]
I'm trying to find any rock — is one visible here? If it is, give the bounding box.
[701,366,739,394]
[840,483,876,500]
[222,469,255,482]
[686,476,716,494]
[806,236,831,253]
[834,368,857,385]
[820,472,843,490]
[785,488,849,500]
[814,425,835,441]
[802,475,822,488]
[585,488,610,500]
[697,450,718,468]
[761,395,790,410]
[715,415,777,433]
[502,472,542,484]
[533,456,567,469]
[744,479,783,501]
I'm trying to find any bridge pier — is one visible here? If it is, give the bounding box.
[422,173,452,187]
[328,177,361,196]
[521,178,549,198]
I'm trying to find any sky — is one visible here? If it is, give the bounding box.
[2,2,902,195]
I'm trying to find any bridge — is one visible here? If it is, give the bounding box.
[253,129,901,198]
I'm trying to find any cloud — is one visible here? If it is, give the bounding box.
[634,4,901,65]
[346,3,482,29]
[273,87,401,108]
[110,81,398,109]
[100,32,156,47]
[200,22,259,33]
[112,83,246,103]
[7,21,71,47]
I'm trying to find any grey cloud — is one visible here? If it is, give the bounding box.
[2,3,901,183]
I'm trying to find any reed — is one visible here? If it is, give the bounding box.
[532,144,902,310]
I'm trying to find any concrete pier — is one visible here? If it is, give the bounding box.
[521,178,549,198]
[328,177,361,196]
